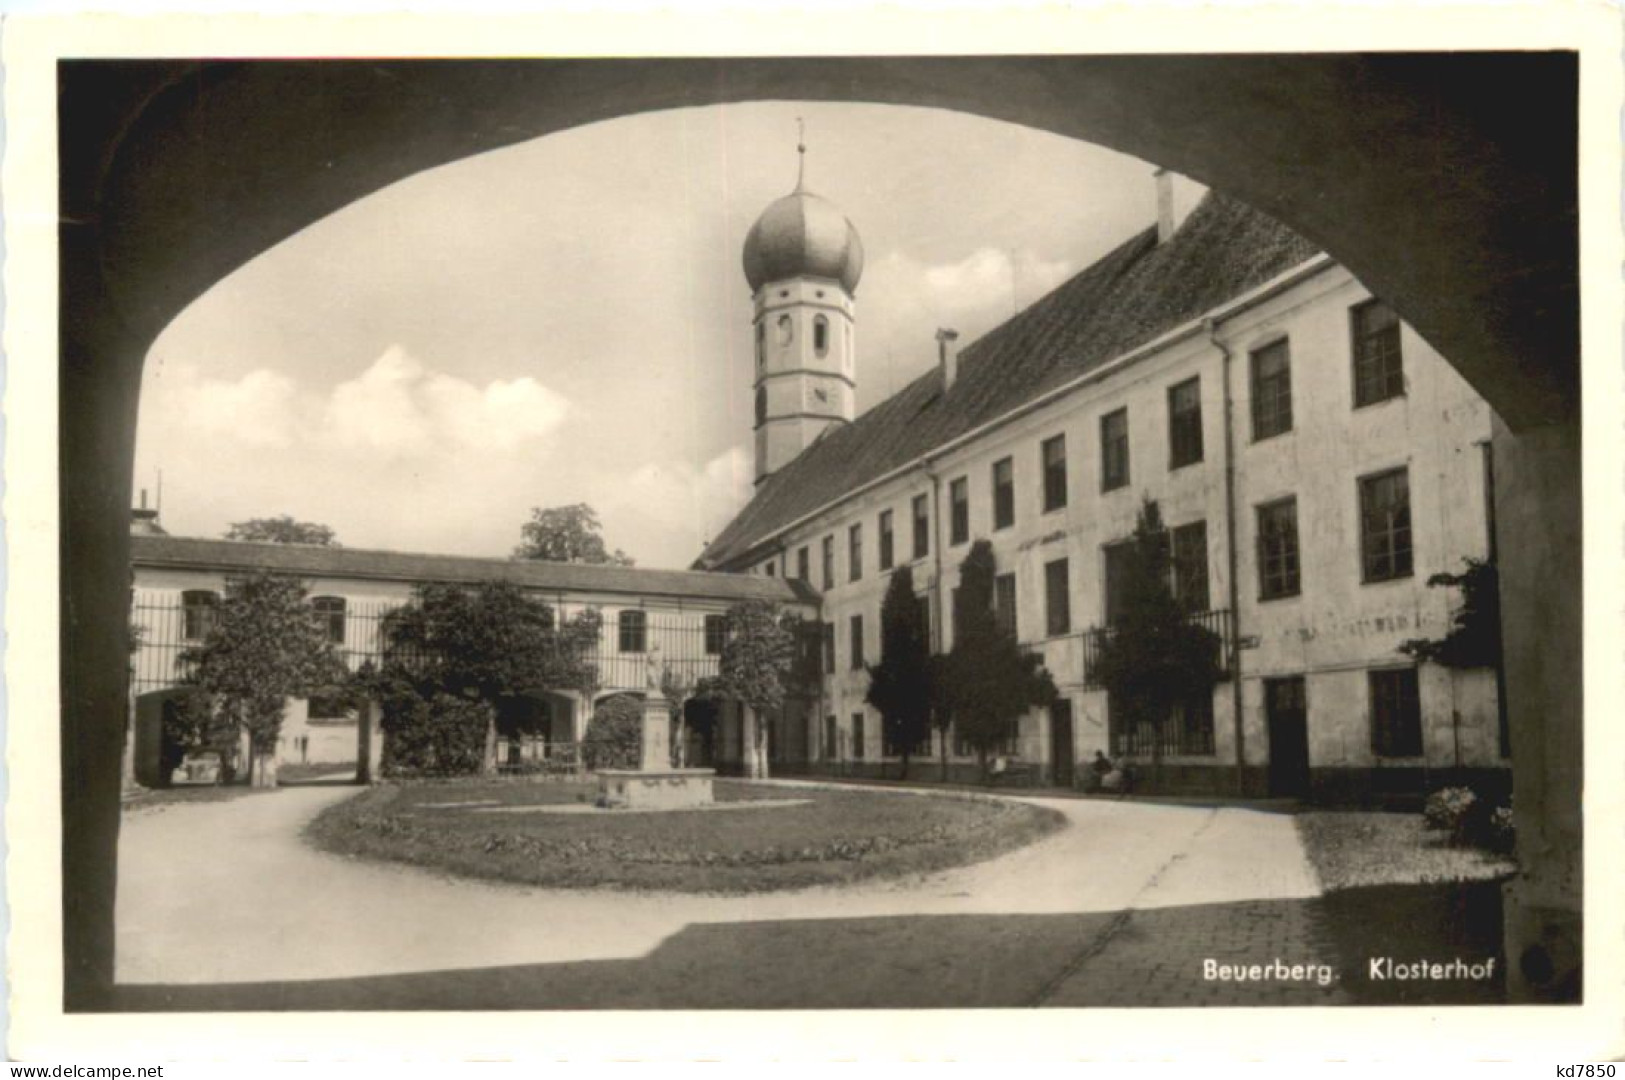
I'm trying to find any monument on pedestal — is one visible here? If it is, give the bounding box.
[596,644,716,810]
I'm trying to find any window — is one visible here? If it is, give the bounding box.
[1352,298,1404,407]
[312,595,346,645]
[1370,667,1423,757]
[949,477,969,545]
[992,457,1015,530]
[1100,408,1129,491]
[618,609,647,653]
[1250,339,1293,440]
[1110,691,1215,757]
[776,313,793,345]
[813,315,829,357]
[1167,376,1204,468]
[821,535,834,590]
[1103,540,1134,625]
[824,715,838,760]
[850,614,865,669]
[994,573,1017,640]
[765,561,776,578]
[912,493,930,560]
[879,509,894,571]
[1170,521,1210,611]
[797,546,809,582]
[1041,434,1067,512]
[1045,558,1071,637]
[849,523,863,582]
[755,321,766,370]
[704,614,728,655]
[1256,498,1301,600]
[754,385,767,427]
[181,590,219,641]
[1360,467,1413,582]
[852,712,866,759]
[822,622,836,673]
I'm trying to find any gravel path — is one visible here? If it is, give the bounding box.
[115,781,1323,1006]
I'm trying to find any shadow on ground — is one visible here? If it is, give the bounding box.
[108,881,1531,1011]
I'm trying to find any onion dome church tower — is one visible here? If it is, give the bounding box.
[741,127,864,485]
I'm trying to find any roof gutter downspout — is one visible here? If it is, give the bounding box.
[922,456,947,775]
[1206,316,1248,797]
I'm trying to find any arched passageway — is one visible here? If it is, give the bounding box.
[59,54,1580,1007]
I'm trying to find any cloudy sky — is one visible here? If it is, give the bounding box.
[134,100,1165,568]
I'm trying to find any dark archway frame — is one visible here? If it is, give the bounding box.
[58,54,1581,1009]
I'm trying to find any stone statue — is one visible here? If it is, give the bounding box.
[645,642,666,697]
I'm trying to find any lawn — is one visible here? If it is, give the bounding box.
[1295,810,1516,892]
[122,784,281,813]
[307,779,1066,894]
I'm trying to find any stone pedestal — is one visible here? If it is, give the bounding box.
[596,692,715,810]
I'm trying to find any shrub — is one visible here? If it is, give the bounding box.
[1422,785,1512,850]
[1486,804,1516,855]
[583,694,643,771]
[379,686,492,778]
[1423,786,1477,834]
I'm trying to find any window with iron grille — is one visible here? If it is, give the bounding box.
[1369,666,1423,756]
[1045,558,1071,637]
[912,493,930,559]
[618,609,647,653]
[704,614,728,655]
[1352,298,1404,407]
[852,712,866,759]
[1109,691,1215,757]
[1167,376,1204,469]
[850,613,864,669]
[1256,498,1301,600]
[879,509,894,571]
[181,590,219,641]
[797,546,809,582]
[849,523,863,582]
[994,573,1018,640]
[1041,433,1067,512]
[992,457,1015,530]
[1100,407,1129,491]
[312,596,347,645]
[1360,467,1413,582]
[822,622,835,672]
[949,477,969,545]
[821,535,834,590]
[1170,521,1210,612]
[1250,339,1293,440]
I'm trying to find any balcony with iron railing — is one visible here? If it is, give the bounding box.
[1079,607,1236,691]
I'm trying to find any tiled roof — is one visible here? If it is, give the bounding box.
[131,534,816,605]
[696,193,1323,570]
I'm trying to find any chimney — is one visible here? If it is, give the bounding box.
[937,328,961,391]
[130,490,167,536]
[1155,168,1209,243]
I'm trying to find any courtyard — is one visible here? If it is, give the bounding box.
[111,779,1508,1009]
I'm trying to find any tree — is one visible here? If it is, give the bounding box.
[865,565,933,779]
[660,665,698,767]
[225,515,339,546]
[514,503,634,565]
[376,581,602,774]
[582,693,644,771]
[706,599,797,779]
[1399,557,1502,668]
[181,572,349,787]
[1090,498,1223,782]
[937,540,1058,782]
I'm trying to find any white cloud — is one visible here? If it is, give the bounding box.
[159,364,300,448]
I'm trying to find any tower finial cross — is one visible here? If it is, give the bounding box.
[796,116,806,190]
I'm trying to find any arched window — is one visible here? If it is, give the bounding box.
[755,386,767,427]
[776,313,793,346]
[181,590,219,641]
[312,595,346,645]
[755,321,765,370]
[618,609,647,653]
[813,315,829,357]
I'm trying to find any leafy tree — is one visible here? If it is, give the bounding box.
[376,581,602,774]
[938,540,1058,781]
[225,515,339,546]
[582,693,644,771]
[1399,557,1502,668]
[706,599,797,778]
[180,572,349,787]
[1090,498,1222,780]
[514,503,634,566]
[865,565,933,779]
[660,665,698,767]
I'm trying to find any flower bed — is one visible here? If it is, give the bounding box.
[307,779,1065,893]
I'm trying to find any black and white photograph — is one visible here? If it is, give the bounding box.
[9,4,1622,1063]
